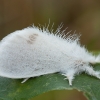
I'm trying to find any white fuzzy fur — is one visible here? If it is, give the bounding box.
[0,25,100,85]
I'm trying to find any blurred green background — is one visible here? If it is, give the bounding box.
[0,0,100,100]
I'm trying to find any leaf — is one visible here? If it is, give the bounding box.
[0,64,100,100]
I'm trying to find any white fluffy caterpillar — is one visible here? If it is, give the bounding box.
[0,25,100,86]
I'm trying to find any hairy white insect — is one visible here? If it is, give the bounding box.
[0,25,100,86]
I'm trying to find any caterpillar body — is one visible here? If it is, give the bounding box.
[0,25,100,85]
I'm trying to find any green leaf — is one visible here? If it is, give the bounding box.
[0,64,100,100]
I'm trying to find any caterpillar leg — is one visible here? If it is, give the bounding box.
[90,55,100,64]
[21,78,30,83]
[84,66,100,79]
[61,70,75,86]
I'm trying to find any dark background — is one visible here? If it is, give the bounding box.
[0,0,100,100]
